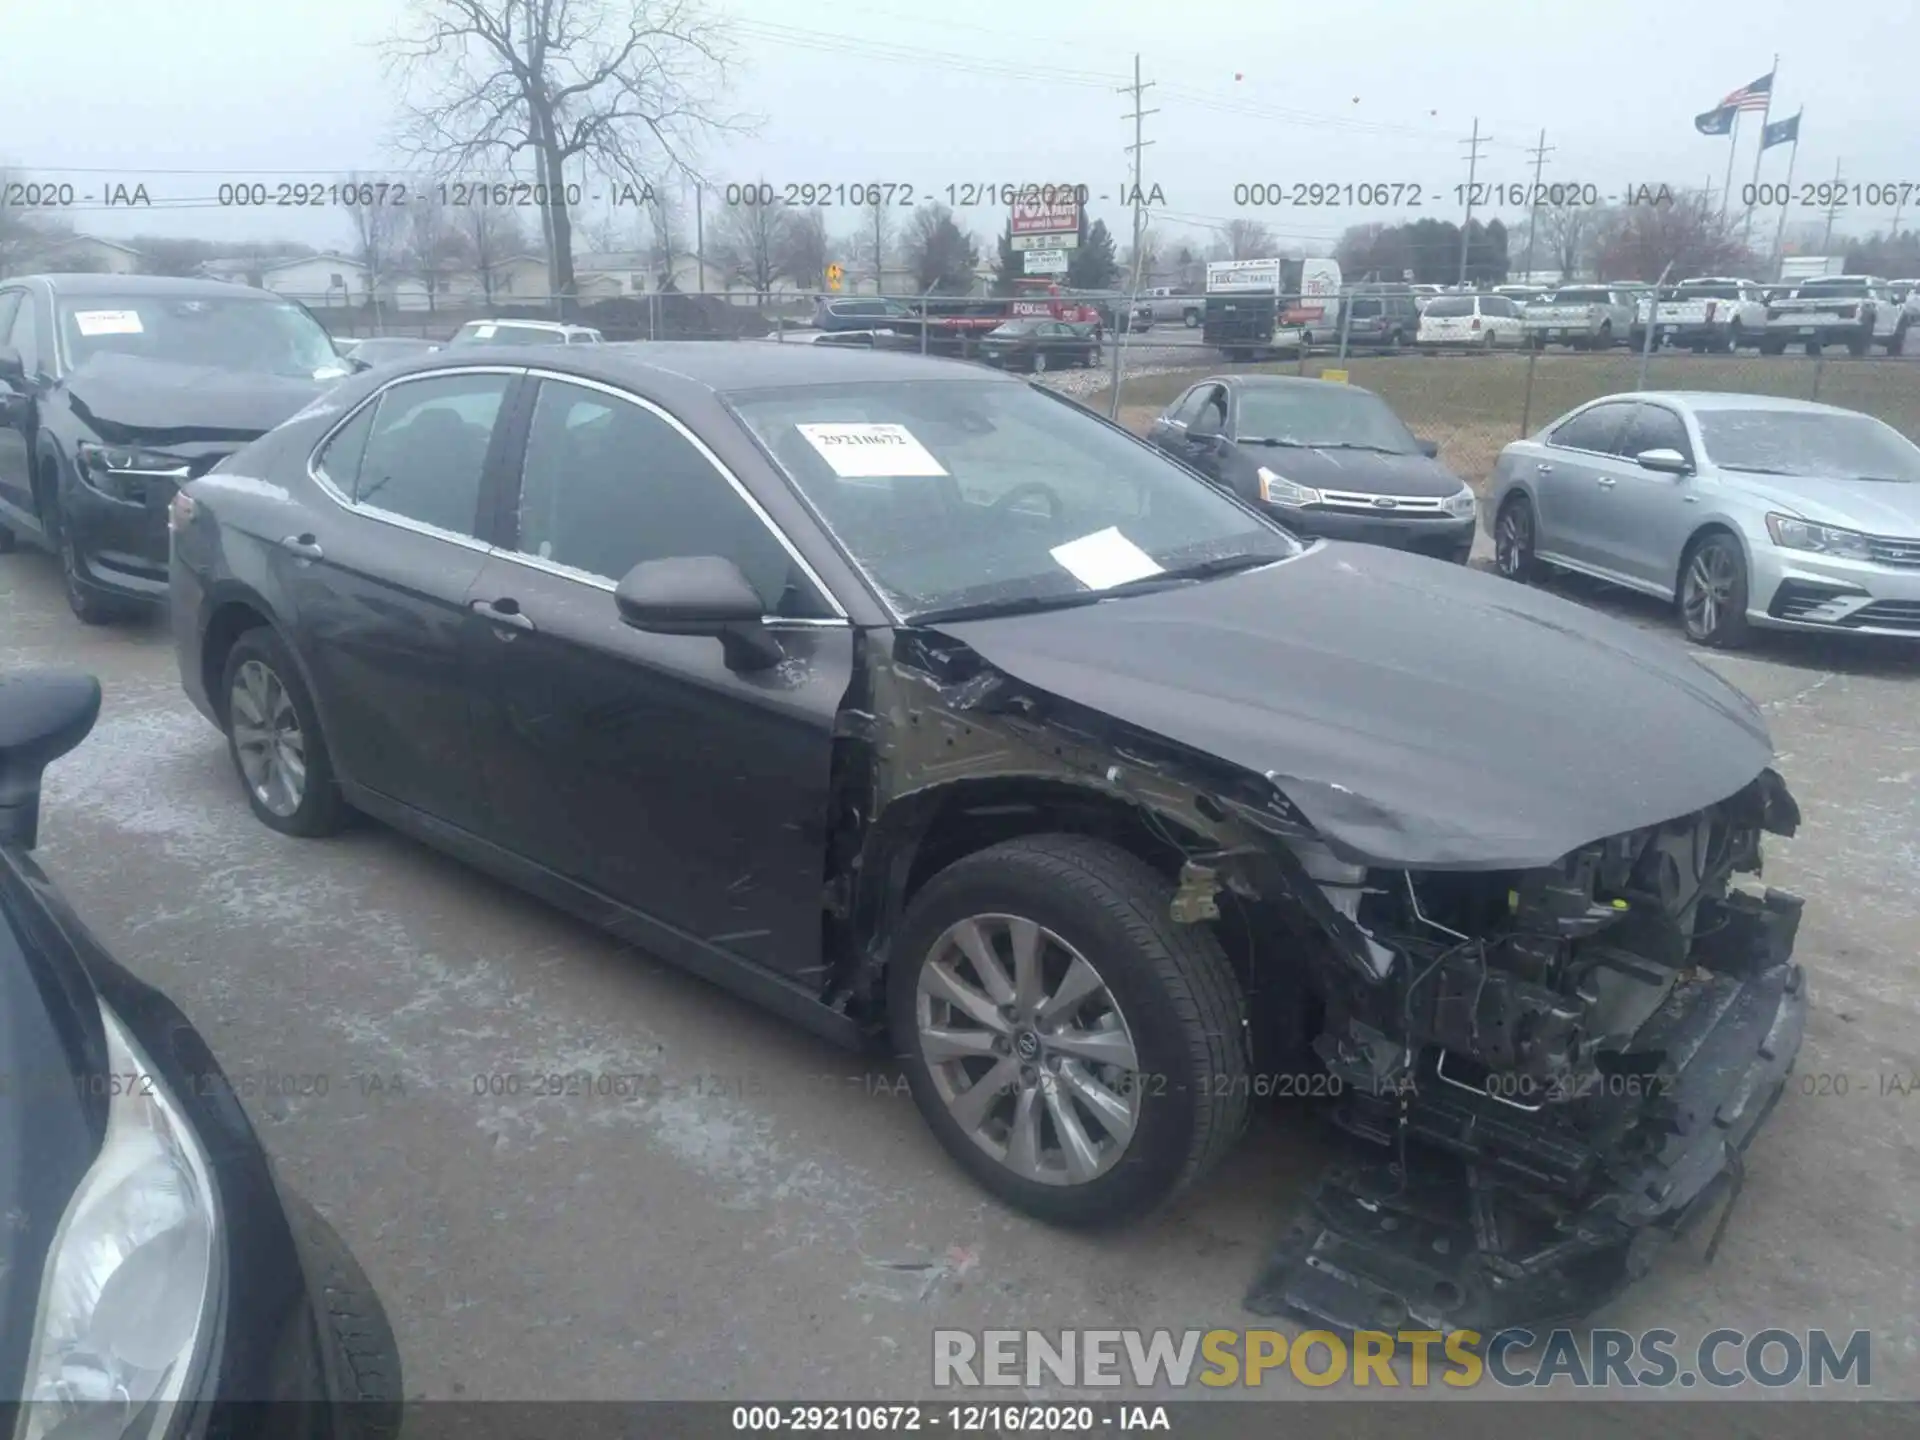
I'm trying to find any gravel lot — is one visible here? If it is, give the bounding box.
[4,537,1917,1403]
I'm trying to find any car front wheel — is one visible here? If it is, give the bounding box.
[889,835,1249,1228]
[1679,533,1752,648]
[1494,493,1541,582]
[221,627,349,836]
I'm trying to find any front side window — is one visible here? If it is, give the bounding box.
[513,379,829,615]
[1550,401,1636,454]
[350,374,510,535]
[56,294,344,380]
[1621,405,1693,463]
[730,379,1298,619]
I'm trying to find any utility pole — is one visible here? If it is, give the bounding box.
[1820,158,1844,252]
[1109,53,1156,419]
[1457,117,1489,287]
[694,182,705,291]
[1520,128,1554,281]
[871,203,884,294]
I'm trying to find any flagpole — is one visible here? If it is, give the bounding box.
[1720,109,1741,221]
[1742,55,1779,245]
[1769,112,1802,282]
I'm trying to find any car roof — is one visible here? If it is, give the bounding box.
[1579,390,1864,417]
[1210,374,1382,400]
[13,273,287,301]
[462,317,591,332]
[404,340,1018,392]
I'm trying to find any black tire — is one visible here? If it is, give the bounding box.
[1596,321,1613,350]
[281,1193,404,1436]
[1804,341,1821,356]
[1481,330,1496,351]
[1885,322,1909,355]
[1846,327,1870,357]
[1494,492,1541,583]
[888,834,1250,1229]
[1678,532,1753,649]
[1183,309,1200,328]
[46,493,136,626]
[1032,351,1049,374]
[1629,327,1647,351]
[220,626,350,837]
[1759,337,1786,356]
[1724,322,1744,353]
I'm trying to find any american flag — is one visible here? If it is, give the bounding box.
[1720,73,1773,111]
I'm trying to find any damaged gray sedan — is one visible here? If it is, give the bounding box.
[170,343,1806,1334]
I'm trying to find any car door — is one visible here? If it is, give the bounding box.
[1589,401,1699,586]
[280,367,522,834]
[0,288,33,515]
[462,373,854,983]
[1531,400,1636,567]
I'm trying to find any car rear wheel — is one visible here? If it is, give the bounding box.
[1804,340,1821,356]
[1847,327,1871,357]
[1759,337,1786,356]
[888,835,1249,1228]
[1183,309,1200,328]
[1032,352,1049,374]
[221,627,349,837]
[1494,493,1541,582]
[1679,533,1753,649]
[1886,321,1910,355]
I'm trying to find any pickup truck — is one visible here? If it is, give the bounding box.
[1760,275,1913,356]
[1650,278,1768,352]
[1520,285,1638,349]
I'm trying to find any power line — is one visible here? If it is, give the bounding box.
[1457,118,1490,286]
[1520,128,1554,278]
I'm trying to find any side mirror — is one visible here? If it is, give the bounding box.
[0,671,102,849]
[0,344,25,389]
[614,556,783,671]
[1635,447,1691,475]
[1417,437,1441,458]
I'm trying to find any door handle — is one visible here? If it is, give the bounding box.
[279,534,324,561]
[471,597,534,632]
[1596,477,1616,487]
[1535,462,1554,473]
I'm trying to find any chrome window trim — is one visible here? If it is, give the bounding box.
[508,368,851,621]
[303,364,524,555]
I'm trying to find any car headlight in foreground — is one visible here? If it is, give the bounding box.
[74,443,191,504]
[1257,467,1321,507]
[1765,512,1874,560]
[1442,484,1478,519]
[19,1004,221,1440]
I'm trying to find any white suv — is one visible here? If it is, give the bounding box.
[448,319,605,346]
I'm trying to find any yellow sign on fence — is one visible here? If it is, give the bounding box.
[1320,368,1349,384]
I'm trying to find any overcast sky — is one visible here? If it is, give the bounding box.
[4,0,1912,257]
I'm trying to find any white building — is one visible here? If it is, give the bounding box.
[259,253,368,305]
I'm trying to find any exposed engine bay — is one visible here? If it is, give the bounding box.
[1247,770,1806,1332]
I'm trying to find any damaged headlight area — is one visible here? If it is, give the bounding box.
[1251,767,1807,1334]
[75,441,192,505]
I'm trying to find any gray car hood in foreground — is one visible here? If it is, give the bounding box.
[933,542,1776,870]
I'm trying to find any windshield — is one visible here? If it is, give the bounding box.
[1698,410,1920,482]
[990,321,1042,336]
[452,322,566,345]
[1424,297,1475,317]
[1235,385,1421,452]
[1795,280,1868,298]
[729,379,1300,619]
[1677,284,1741,299]
[57,295,345,380]
[1554,289,1610,303]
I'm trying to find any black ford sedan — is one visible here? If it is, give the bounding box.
[1147,374,1478,563]
[0,671,400,1432]
[168,343,1804,1330]
[974,319,1098,373]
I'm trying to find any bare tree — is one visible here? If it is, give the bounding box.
[1124,223,1162,285]
[1219,218,1277,260]
[778,207,829,292]
[0,169,57,278]
[461,191,527,304]
[403,184,469,311]
[1597,187,1753,282]
[861,196,893,293]
[387,0,752,307]
[713,190,791,298]
[646,184,688,284]
[1513,202,1622,280]
[343,173,410,313]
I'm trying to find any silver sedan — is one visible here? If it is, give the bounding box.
[1486,391,1920,647]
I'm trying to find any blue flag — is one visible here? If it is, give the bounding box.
[1694,104,1738,136]
[1762,111,1800,149]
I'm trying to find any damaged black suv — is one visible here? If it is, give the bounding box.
[168,344,1806,1332]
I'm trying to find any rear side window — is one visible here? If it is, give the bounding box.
[1549,401,1635,453]
[1424,297,1474,318]
[314,403,376,493]
[351,374,511,535]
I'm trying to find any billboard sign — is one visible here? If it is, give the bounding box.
[1012,193,1080,236]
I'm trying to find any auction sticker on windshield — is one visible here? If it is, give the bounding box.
[1050,527,1164,589]
[796,422,950,477]
[72,310,144,336]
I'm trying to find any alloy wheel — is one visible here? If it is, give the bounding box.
[1034,352,1048,374]
[1495,501,1533,578]
[230,659,307,817]
[1682,544,1737,639]
[914,913,1141,1187]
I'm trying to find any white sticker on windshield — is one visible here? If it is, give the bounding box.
[73,309,144,336]
[473,323,498,338]
[1049,528,1164,590]
[795,422,949,477]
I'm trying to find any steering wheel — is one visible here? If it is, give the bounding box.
[988,481,1066,523]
